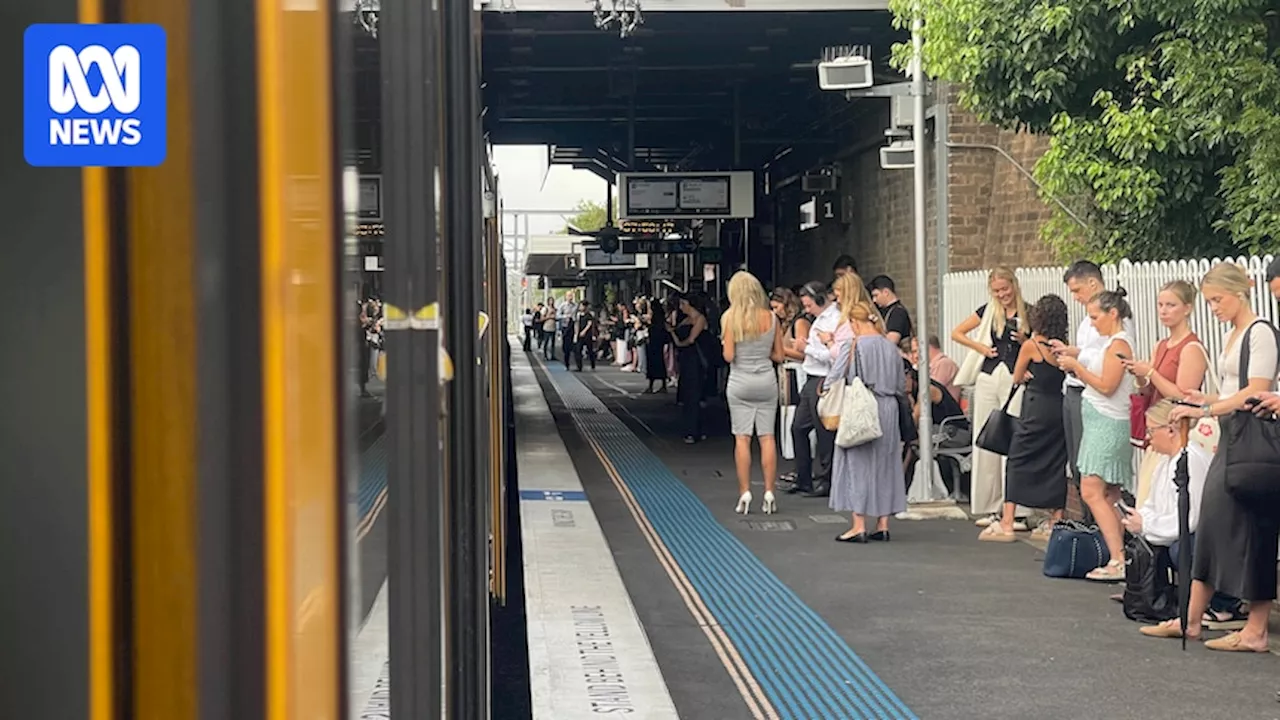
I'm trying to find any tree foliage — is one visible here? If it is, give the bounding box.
[889,0,1280,262]
[563,199,611,233]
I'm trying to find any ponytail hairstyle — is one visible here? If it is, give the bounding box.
[1091,286,1133,320]
[845,300,886,334]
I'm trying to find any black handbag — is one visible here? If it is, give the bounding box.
[976,384,1019,456]
[1042,520,1109,578]
[1221,321,1280,505]
[1122,534,1178,623]
[896,393,919,444]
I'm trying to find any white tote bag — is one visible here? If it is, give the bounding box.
[834,346,882,448]
[954,304,995,388]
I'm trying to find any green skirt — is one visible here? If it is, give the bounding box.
[1077,400,1133,491]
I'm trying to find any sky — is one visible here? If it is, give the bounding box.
[492,145,607,235]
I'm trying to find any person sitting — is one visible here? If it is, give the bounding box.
[1128,399,1246,633]
[902,362,971,495]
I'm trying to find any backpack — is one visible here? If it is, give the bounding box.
[1122,534,1178,624]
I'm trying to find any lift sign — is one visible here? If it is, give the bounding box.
[23,24,167,167]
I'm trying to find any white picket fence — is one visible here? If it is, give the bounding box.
[941,255,1280,374]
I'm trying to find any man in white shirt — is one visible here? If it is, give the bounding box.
[557,293,578,368]
[521,307,534,351]
[789,281,841,497]
[1050,261,1137,496]
[1124,400,1244,630]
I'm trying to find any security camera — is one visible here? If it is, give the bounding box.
[879,140,915,170]
[818,55,873,91]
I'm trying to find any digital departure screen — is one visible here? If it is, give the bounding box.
[625,175,731,217]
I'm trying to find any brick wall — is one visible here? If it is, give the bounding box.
[946,102,1057,272]
[771,85,1056,337]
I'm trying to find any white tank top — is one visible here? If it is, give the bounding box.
[1082,331,1133,420]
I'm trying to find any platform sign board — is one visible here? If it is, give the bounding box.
[583,249,638,267]
[620,239,698,254]
[359,175,382,220]
[618,218,681,237]
[619,171,754,220]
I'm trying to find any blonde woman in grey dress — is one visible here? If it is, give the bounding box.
[723,271,785,515]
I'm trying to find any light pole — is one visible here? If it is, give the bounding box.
[911,9,936,499]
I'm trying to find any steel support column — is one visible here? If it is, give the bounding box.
[382,0,445,717]
[442,0,488,716]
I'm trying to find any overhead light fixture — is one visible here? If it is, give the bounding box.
[818,54,873,90]
[879,127,914,170]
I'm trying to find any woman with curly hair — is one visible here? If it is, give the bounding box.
[980,293,1071,542]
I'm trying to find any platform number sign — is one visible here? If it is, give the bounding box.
[24,24,168,167]
[817,192,844,226]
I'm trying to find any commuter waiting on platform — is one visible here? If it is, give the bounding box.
[868,274,913,345]
[1051,261,1136,516]
[671,293,710,443]
[822,299,906,542]
[832,253,858,278]
[907,335,960,402]
[540,305,557,361]
[787,281,841,497]
[771,286,813,468]
[951,267,1028,525]
[571,300,597,372]
[721,271,784,515]
[1120,280,1212,505]
[639,297,669,393]
[1056,289,1136,581]
[521,307,534,351]
[1124,400,1246,631]
[980,293,1070,542]
[558,293,577,367]
[901,359,969,495]
[1160,263,1280,652]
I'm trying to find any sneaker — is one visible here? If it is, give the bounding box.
[974,515,997,528]
[1012,519,1029,532]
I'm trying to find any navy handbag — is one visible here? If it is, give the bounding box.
[1043,520,1110,579]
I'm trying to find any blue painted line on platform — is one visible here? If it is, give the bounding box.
[519,489,589,502]
[358,434,389,520]
[545,363,917,720]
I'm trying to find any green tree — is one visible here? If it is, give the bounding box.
[563,199,612,233]
[889,0,1280,261]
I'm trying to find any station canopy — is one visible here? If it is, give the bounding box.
[481,3,902,183]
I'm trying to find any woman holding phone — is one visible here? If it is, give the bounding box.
[1056,288,1135,582]
[1120,280,1211,505]
[950,267,1029,527]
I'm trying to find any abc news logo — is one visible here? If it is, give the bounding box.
[48,44,143,147]
[24,24,167,167]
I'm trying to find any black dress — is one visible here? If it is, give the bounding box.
[675,323,705,438]
[645,316,668,381]
[1005,357,1068,509]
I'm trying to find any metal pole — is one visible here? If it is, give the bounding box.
[911,9,936,499]
[934,92,950,341]
[442,0,486,714]
[382,0,444,715]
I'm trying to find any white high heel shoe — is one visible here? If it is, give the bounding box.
[761,491,777,515]
[735,491,752,515]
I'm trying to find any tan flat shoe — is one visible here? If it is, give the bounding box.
[978,524,1017,543]
[1139,620,1199,641]
[1204,632,1269,653]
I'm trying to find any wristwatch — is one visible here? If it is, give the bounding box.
[1201,403,1212,417]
